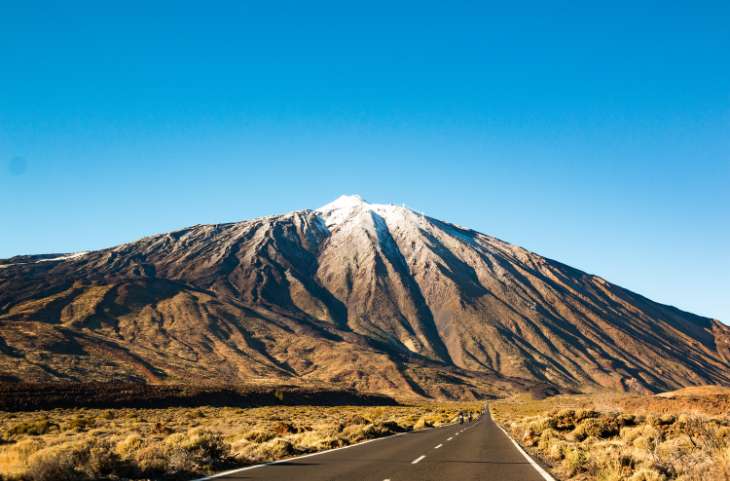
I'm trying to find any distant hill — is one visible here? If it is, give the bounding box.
[1,195,728,400]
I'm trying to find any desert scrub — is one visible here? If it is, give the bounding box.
[0,402,481,480]
[491,394,730,481]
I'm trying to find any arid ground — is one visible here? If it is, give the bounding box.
[490,386,730,481]
[0,402,482,481]
[2,387,729,480]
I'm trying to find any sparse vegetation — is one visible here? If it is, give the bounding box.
[491,389,730,481]
[0,403,482,480]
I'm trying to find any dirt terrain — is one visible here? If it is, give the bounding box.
[1,196,728,398]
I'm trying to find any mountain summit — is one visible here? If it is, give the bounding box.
[1,196,728,399]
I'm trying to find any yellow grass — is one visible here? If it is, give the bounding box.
[0,403,482,480]
[491,391,730,481]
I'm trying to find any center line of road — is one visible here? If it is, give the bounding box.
[434,444,443,449]
[411,455,426,464]
[447,436,453,441]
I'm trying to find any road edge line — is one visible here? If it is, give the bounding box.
[191,416,477,481]
[191,419,473,481]
[496,424,557,481]
[190,432,407,481]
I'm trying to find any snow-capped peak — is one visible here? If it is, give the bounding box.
[315,195,370,228]
[315,194,419,230]
[317,194,368,212]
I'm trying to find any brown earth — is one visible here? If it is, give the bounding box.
[1,195,728,400]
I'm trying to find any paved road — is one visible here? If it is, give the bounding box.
[200,411,548,481]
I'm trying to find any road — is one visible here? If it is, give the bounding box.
[198,411,550,481]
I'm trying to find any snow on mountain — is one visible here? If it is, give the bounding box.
[0,195,728,399]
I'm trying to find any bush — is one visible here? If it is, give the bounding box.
[6,419,59,438]
[272,422,297,436]
[115,433,144,458]
[572,417,620,441]
[25,448,77,481]
[24,440,125,481]
[65,417,93,433]
[627,468,666,481]
[244,428,276,443]
[561,446,589,476]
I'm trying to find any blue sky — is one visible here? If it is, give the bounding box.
[1,1,728,322]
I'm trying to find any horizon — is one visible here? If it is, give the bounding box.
[1,2,728,323]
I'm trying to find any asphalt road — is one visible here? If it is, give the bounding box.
[199,411,549,481]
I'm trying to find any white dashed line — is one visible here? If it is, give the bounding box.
[434,444,443,449]
[191,432,406,481]
[447,437,453,441]
[411,455,426,464]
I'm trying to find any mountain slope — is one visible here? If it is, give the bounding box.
[1,195,728,399]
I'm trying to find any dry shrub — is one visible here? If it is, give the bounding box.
[627,468,667,481]
[561,445,589,476]
[244,428,276,443]
[133,428,231,475]
[572,417,620,441]
[114,433,144,458]
[235,438,297,464]
[0,403,482,480]
[492,394,730,481]
[5,419,60,439]
[25,440,125,481]
[272,421,297,436]
[24,447,77,481]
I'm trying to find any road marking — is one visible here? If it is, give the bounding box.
[496,424,557,481]
[193,420,484,481]
[434,443,443,449]
[447,436,453,441]
[191,432,407,481]
[411,455,426,464]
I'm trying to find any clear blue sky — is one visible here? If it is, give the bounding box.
[1,1,728,322]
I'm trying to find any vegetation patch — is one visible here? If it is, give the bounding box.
[0,403,482,480]
[491,391,730,481]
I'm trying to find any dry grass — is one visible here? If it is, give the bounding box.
[0,403,482,480]
[491,391,730,481]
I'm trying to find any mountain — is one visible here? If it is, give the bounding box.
[1,195,728,400]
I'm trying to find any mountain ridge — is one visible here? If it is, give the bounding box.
[1,195,728,400]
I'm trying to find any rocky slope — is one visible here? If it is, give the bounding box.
[1,195,728,399]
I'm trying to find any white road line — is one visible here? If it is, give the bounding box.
[193,420,480,481]
[496,424,557,481]
[411,455,426,464]
[434,444,443,449]
[191,432,407,481]
[447,436,453,441]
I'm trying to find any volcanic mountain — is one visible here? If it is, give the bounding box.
[1,195,728,399]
